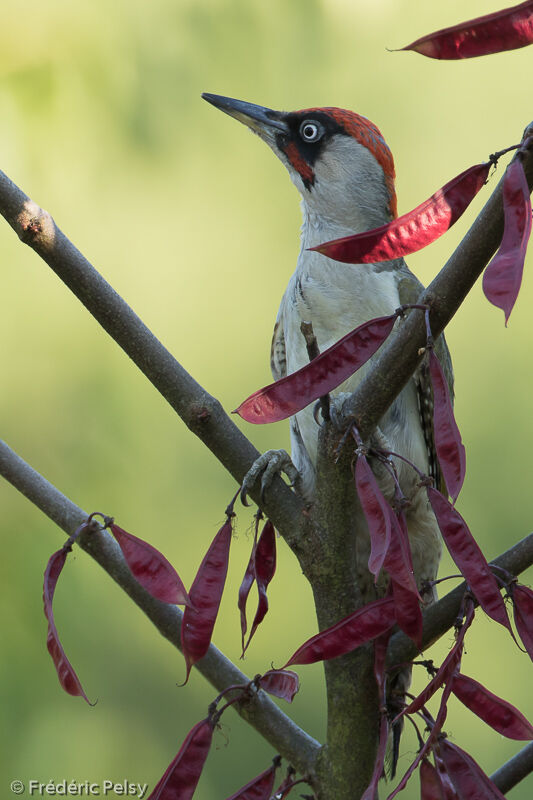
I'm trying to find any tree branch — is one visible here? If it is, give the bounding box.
[491,742,533,795]
[6,429,533,793]
[1,124,531,574]
[0,169,315,559]
[387,531,533,667]
[2,120,533,800]
[343,124,533,436]
[0,438,320,776]
[306,122,533,797]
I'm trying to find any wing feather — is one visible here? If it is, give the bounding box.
[397,261,454,494]
[270,318,287,380]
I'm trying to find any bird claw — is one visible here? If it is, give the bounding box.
[241,449,303,504]
[328,392,356,432]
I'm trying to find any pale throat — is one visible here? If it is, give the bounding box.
[298,194,390,252]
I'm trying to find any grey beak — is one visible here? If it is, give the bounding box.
[202,93,288,135]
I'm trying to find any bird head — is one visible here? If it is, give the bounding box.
[202,93,397,232]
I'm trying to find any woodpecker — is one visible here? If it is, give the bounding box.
[203,93,453,758]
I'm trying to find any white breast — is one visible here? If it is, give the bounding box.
[279,247,429,491]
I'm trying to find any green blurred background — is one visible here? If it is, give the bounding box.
[1,0,532,796]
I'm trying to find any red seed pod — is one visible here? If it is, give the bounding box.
[355,454,391,579]
[511,583,533,659]
[270,775,297,799]
[283,596,396,668]
[223,757,280,800]
[238,555,256,656]
[110,524,190,606]
[420,758,446,800]
[433,753,457,800]
[383,507,419,598]
[235,315,396,424]
[356,453,422,641]
[438,739,506,800]
[312,163,491,264]
[381,506,423,646]
[390,578,423,650]
[483,158,532,324]
[43,547,90,703]
[242,521,277,655]
[428,349,466,503]
[181,518,232,683]
[258,669,300,703]
[147,717,214,800]
[452,672,533,739]
[403,600,474,717]
[238,517,261,656]
[399,1,533,60]
[427,488,511,631]
[270,772,311,799]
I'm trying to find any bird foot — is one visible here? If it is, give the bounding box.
[328,392,356,432]
[241,449,304,504]
[330,403,399,503]
[329,393,391,458]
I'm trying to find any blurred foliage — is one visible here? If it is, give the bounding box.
[1,0,532,796]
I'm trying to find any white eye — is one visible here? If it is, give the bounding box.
[299,120,323,142]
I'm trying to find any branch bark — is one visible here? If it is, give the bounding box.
[387,531,533,667]
[0,439,320,777]
[0,168,315,562]
[343,125,533,436]
[1,127,532,572]
[5,434,533,795]
[309,126,533,797]
[2,120,533,800]
[491,742,533,795]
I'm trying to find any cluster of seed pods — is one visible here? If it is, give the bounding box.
[383,597,533,800]
[43,147,532,794]
[43,430,533,795]
[236,146,531,431]
[238,513,277,657]
[40,7,533,795]
[42,503,305,795]
[144,670,302,800]
[43,491,267,691]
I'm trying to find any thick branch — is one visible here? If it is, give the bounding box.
[0,439,320,776]
[491,742,533,795]
[310,125,533,798]
[2,128,532,574]
[2,121,533,800]
[311,425,379,797]
[0,169,314,558]
[387,531,533,667]
[343,126,533,436]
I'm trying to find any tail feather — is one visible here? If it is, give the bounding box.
[386,664,412,779]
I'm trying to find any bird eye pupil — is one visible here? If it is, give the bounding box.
[300,120,321,142]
